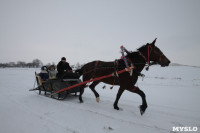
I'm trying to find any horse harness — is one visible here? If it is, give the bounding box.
[91,61,99,79]
[92,60,120,79]
[112,59,119,77]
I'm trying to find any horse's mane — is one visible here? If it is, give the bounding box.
[137,43,150,51]
[126,51,138,57]
[125,51,145,63]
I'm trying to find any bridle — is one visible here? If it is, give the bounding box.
[138,45,153,70]
[138,44,167,70]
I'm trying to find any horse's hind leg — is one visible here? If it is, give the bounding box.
[79,75,90,103]
[79,85,85,103]
[89,81,100,102]
[113,87,125,110]
[128,86,148,115]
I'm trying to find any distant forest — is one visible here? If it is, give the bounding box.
[0,59,83,69]
[0,59,43,68]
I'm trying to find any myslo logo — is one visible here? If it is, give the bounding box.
[172,126,198,132]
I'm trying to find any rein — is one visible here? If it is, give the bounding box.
[81,61,123,76]
[147,45,153,70]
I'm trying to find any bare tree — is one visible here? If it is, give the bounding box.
[8,62,16,67]
[17,61,26,67]
[32,59,43,68]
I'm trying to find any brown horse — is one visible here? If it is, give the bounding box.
[77,38,170,115]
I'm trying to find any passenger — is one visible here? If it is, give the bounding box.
[48,65,57,79]
[39,66,49,81]
[56,57,80,79]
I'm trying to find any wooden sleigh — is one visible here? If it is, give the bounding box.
[30,72,81,100]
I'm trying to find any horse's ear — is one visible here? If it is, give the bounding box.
[151,38,157,46]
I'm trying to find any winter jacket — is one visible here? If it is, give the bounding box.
[56,61,72,78]
[39,70,49,81]
[49,70,57,79]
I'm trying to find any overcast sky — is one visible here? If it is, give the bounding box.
[0,0,200,66]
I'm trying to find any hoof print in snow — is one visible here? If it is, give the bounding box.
[104,126,114,131]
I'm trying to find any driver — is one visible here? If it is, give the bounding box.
[56,57,80,79]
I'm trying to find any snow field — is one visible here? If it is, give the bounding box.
[0,66,199,133]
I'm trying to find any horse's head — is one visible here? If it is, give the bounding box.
[137,38,171,67]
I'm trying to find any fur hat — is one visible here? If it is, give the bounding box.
[41,66,48,71]
[61,57,66,61]
[48,65,55,71]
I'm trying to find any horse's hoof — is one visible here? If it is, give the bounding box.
[114,104,119,110]
[139,105,147,115]
[79,98,84,103]
[96,97,100,103]
[114,107,119,110]
[140,109,144,115]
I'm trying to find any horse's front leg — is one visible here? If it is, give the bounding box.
[113,87,125,110]
[127,86,148,115]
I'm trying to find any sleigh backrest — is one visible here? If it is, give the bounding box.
[35,72,45,86]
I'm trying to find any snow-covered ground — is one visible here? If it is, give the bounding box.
[0,66,200,133]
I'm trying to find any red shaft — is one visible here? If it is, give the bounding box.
[54,67,130,95]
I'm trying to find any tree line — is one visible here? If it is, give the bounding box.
[0,59,43,68]
[0,59,83,70]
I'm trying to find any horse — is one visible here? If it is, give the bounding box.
[77,38,170,115]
